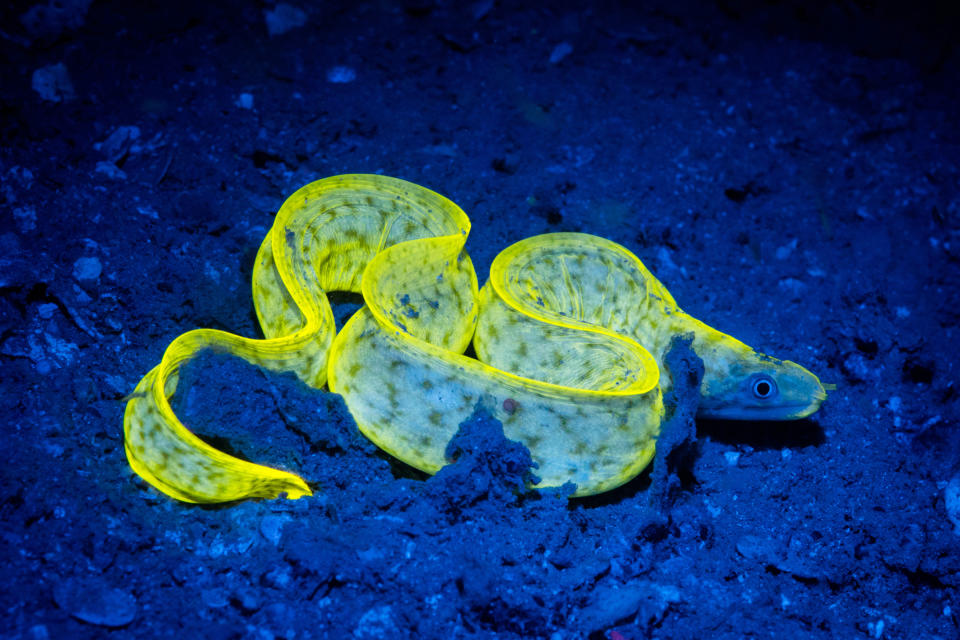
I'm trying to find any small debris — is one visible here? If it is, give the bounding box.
[14,206,37,232]
[438,30,480,53]
[655,246,685,278]
[201,587,230,608]
[98,126,140,163]
[429,405,536,511]
[736,534,780,564]
[419,143,457,157]
[53,576,137,628]
[841,352,874,383]
[104,374,130,396]
[326,66,357,83]
[775,238,798,260]
[354,605,398,639]
[136,205,159,219]
[73,256,102,281]
[777,277,806,300]
[95,161,127,180]
[262,566,292,589]
[32,63,75,102]
[37,303,58,319]
[264,3,307,36]
[549,42,573,64]
[471,0,493,20]
[236,93,255,109]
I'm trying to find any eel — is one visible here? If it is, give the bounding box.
[123,174,827,503]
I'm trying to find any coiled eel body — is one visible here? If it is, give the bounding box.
[123,174,826,503]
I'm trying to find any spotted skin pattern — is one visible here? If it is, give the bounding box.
[123,174,827,503]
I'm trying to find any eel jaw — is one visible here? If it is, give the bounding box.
[698,391,826,421]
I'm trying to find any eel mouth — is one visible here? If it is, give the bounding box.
[697,388,828,421]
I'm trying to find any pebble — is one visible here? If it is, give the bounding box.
[32,63,74,102]
[73,256,102,281]
[52,576,137,627]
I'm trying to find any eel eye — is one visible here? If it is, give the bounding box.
[752,376,777,399]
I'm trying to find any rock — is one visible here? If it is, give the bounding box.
[471,0,493,20]
[425,405,536,513]
[737,534,781,564]
[52,576,136,627]
[37,303,58,320]
[14,206,37,232]
[20,0,92,40]
[549,42,573,64]
[777,277,807,301]
[260,514,291,546]
[201,587,230,608]
[32,63,75,102]
[737,533,830,581]
[655,246,685,278]
[232,586,261,613]
[262,566,292,590]
[264,3,307,36]
[73,256,102,281]
[354,605,398,639]
[327,66,357,84]
[95,161,127,180]
[99,126,140,163]
[255,602,297,638]
[945,476,960,535]
[27,624,49,640]
[775,237,798,259]
[235,93,255,109]
[579,581,681,632]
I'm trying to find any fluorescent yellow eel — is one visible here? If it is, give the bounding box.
[123,174,826,503]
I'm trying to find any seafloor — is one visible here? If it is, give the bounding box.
[2,1,959,638]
